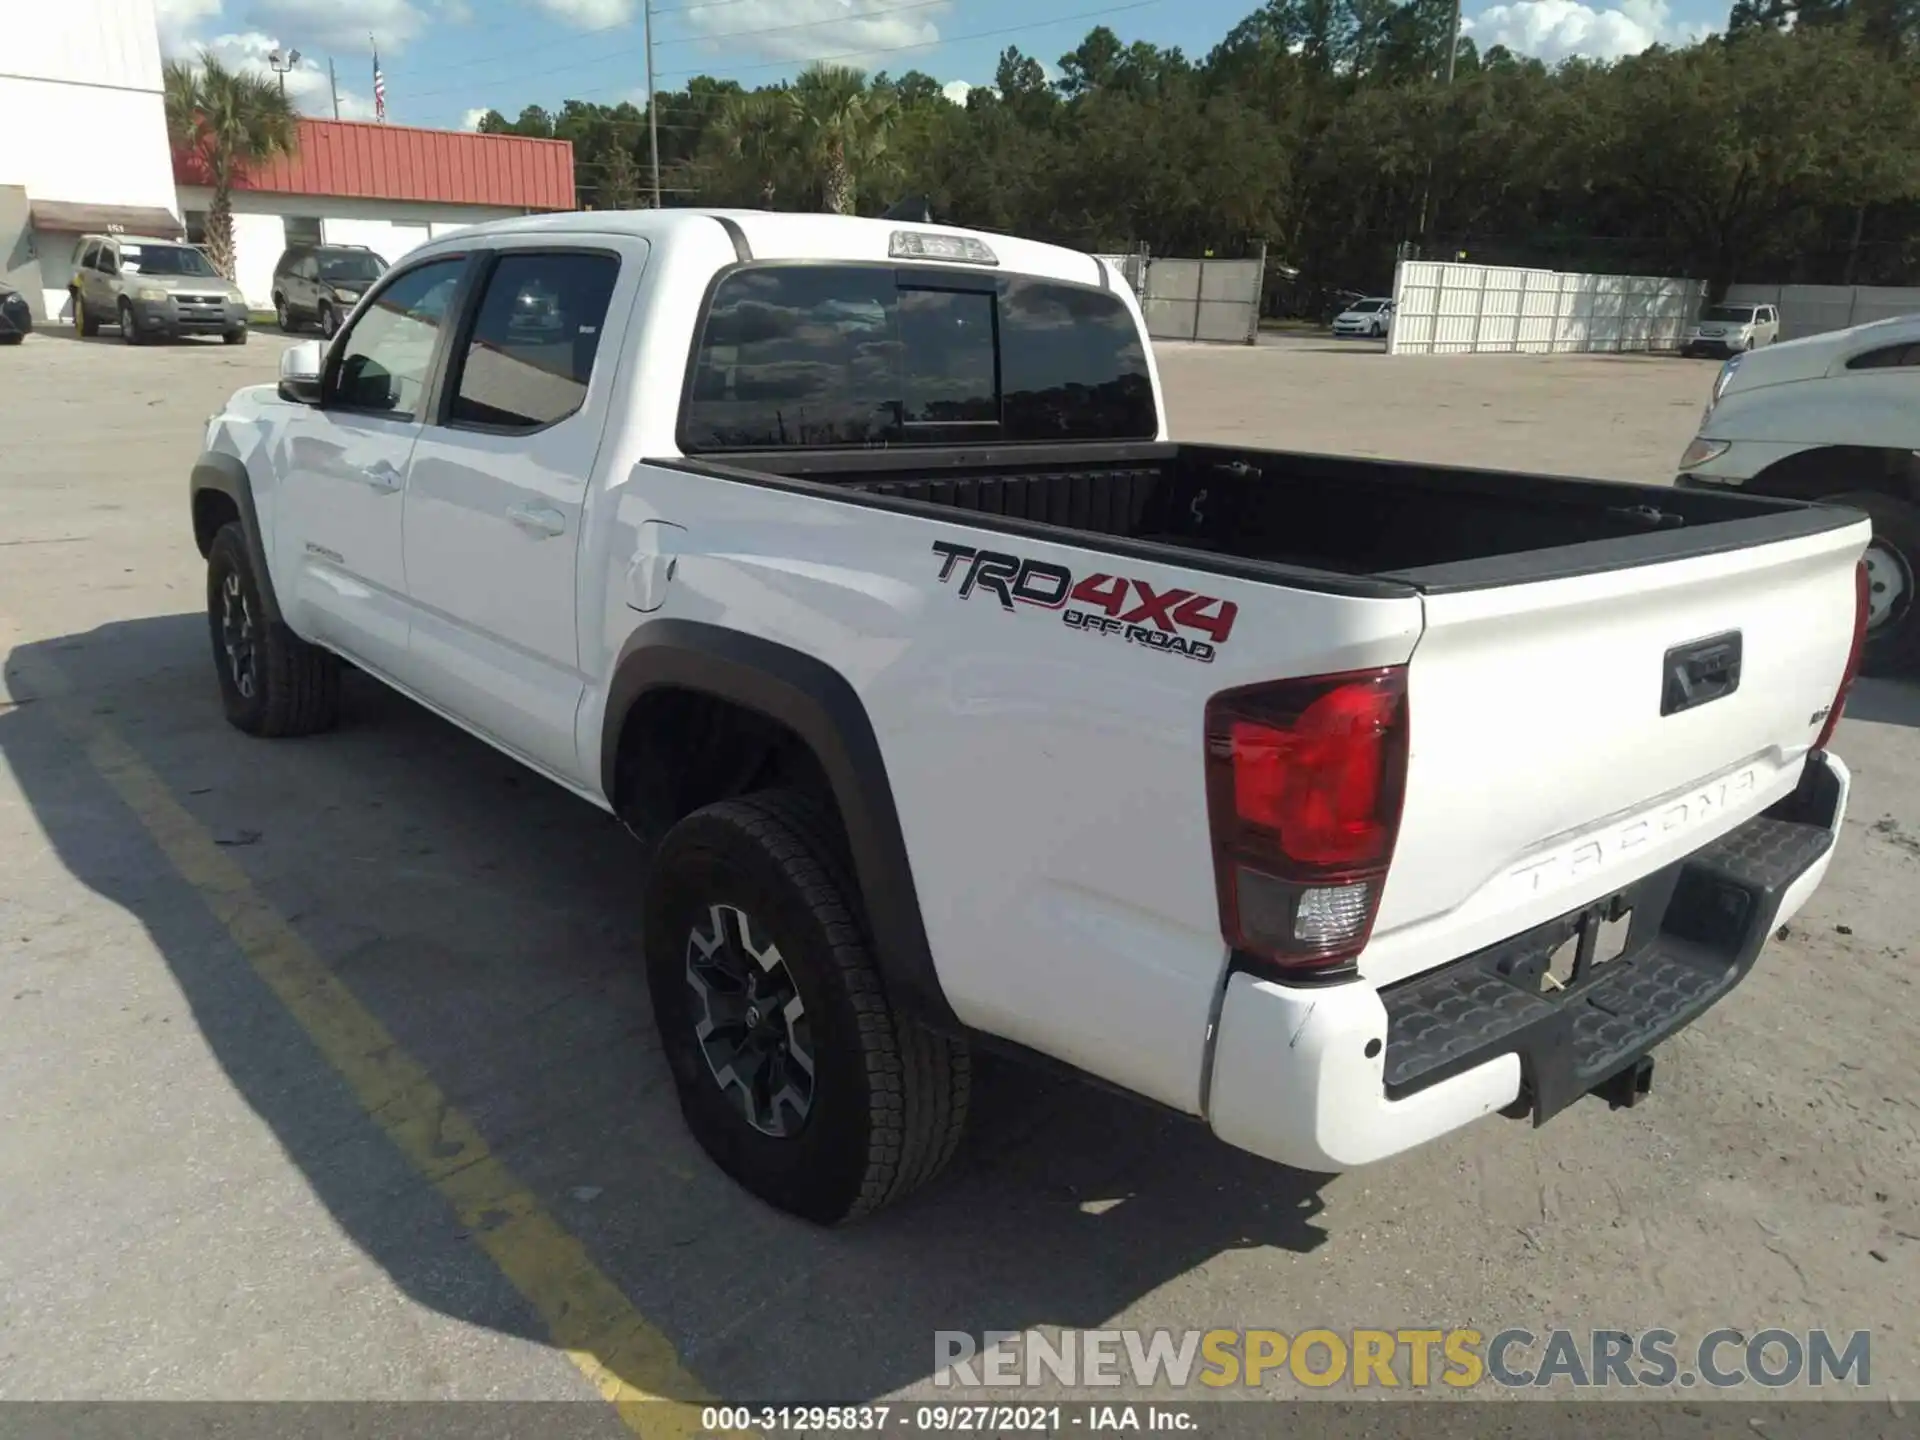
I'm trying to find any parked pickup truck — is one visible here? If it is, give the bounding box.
[189,211,1869,1224]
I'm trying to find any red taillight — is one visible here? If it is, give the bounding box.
[1814,558,1870,753]
[1206,667,1409,980]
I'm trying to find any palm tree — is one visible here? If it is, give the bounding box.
[787,64,895,215]
[166,55,299,280]
[712,90,794,209]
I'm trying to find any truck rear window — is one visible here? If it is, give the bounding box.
[681,264,1157,451]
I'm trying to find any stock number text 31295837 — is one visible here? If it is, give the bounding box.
[700,1405,1066,1433]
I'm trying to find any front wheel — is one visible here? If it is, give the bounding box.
[643,791,970,1224]
[206,522,342,736]
[119,301,143,345]
[1824,490,1920,677]
[224,326,248,346]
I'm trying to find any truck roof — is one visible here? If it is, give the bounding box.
[432,208,1115,290]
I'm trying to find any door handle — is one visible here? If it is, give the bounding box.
[357,460,403,492]
[506,502,567,538]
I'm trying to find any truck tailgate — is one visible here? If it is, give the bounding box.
[1360,515,1870,986]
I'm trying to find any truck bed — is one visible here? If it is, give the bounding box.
[673,441,1853,594]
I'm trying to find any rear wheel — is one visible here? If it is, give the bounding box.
[1823,490,1920,677]
[643,791,970,1224]
[319,301,338,339]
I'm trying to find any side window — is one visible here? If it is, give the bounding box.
[327,258,467,419]
[1848,343,1920,371]
[97,245,119,274]
[297,256,318,280]
[446,251,620,431]
[75,241,95,270]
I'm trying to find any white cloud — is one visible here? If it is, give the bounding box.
[155,0,225,51]
[460,105,491,129]
[680,0,944,64]
[242,0,427,54]
[1463,0,1712,61]
[941,79,997,104]
[185,31,378,117]
[529,0,633,26]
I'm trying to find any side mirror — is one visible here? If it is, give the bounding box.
[278,339,325,406]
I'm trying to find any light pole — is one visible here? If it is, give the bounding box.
[643,0,661,208]
[268,47,301,96]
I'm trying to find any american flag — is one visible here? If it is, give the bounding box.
[372,41,386,121]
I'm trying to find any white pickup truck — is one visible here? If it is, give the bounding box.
[189,210,1869,1224]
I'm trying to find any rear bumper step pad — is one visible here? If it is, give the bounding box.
[1379,757,1840,1124]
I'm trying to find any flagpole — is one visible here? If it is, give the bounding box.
[644,0,660,207]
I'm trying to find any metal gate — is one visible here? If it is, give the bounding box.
[1094,248,1148,299]
[1141,247,1265,344]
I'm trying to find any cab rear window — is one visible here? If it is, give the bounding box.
[681,264,1157,452]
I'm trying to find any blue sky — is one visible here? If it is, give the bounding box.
[155,0,1724,135]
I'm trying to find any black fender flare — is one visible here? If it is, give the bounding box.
[601,619,958,1031]
[190,451,283,623]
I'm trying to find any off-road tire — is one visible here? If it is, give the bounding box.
[1823,490,1920,678]
[643,790,970,1224]
[206,522,341,737]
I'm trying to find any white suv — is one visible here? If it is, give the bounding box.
[1682,303,1779,359]
[1677,312,1920,673]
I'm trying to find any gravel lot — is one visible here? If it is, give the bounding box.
[1,326,1913,1413]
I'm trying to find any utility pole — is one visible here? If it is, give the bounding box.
[328,57,341,119]
[1416,0,1462,246]
[643,0,662,208]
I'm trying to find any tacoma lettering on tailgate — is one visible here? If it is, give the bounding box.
[931,540,1238,664]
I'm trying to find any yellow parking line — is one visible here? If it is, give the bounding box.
[3,640,732,1440]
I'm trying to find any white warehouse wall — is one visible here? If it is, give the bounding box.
[0,0,180,316]
[176,186,527,308]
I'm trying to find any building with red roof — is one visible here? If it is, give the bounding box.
[174,116,576,309]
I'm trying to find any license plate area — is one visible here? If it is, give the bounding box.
[1507,895,1637,996]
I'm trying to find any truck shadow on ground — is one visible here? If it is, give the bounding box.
[1,613,1329,1404]
[1843,675,1920,729]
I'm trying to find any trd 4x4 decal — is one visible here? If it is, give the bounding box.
[931,541,1237,663]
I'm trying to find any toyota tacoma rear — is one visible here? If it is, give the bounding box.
[190,209,1868,1220]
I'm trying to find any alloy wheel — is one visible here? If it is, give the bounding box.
[684,903,815,1137]
[219,570,258,700]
